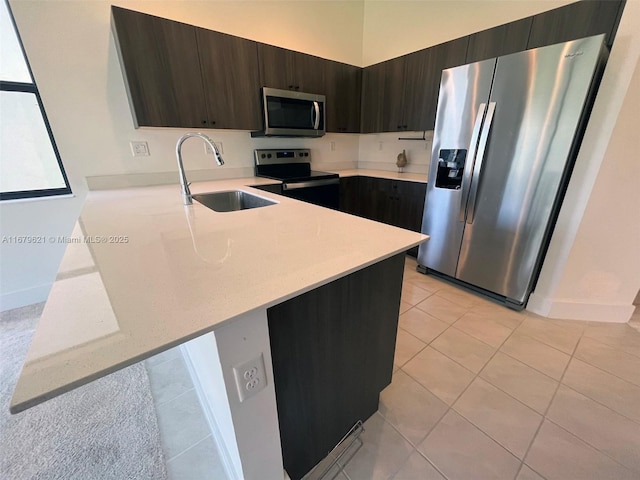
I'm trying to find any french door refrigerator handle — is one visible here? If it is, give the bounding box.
[466,101,496,225]
[458,103,488,222]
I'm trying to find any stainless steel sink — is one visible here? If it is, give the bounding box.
[192,190,276,212]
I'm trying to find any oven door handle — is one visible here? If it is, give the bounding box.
[283,178,339,190]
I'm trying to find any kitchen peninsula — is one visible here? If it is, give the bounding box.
[10,177,427,480]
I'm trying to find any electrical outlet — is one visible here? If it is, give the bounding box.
[130,141,150,157]
[378,142,384,151]
[330,141,336,152]
[232,354,267,402]
[205,142,224,155]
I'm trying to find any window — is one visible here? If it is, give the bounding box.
[0,0,71,200]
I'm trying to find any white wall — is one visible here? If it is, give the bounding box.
[1,0,363,310]
[362,0,574,65]
[528,0,640,322]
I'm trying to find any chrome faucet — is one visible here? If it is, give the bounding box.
[176,132,224,205]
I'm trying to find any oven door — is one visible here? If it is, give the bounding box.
[282,178,339,209]
[261,88,325,137]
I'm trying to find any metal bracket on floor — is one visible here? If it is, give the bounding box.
[302,420,365,480]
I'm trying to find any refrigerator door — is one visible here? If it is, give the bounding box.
[456,35,605,304]
[417,59,496,276]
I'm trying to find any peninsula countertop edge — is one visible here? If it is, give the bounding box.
[10,177,428,413]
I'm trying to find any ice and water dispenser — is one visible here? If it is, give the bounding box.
[435,149,467,189]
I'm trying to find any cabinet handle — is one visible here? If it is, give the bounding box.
[211,121,216,125]
[288,85,294,89]
[202,120,207,124]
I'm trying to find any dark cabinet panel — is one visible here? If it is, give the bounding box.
[196,28,262,130]
[325,61,362,133]
[258,43,296,90]
[360,62,386,134]
[258,43,327,94]
[347,176,425,256]
[408,37,469,131]
[268,254,404,480]
[466,17,533,63]
[382,56,408,132]
[363,37,468,133]
[340,176,426,233]
[339,176,361,214]
[294,52,327,94]
[111,6,208,128]
[527,0,624,49]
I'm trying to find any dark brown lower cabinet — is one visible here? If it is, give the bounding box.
[267,254,404,480]
[340,176,427,256]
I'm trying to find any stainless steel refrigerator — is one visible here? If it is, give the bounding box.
[417,34,607,309]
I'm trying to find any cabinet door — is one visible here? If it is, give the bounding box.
[268,254,404,480]
[196,28,262,130]
[293,51,327,94]
[382,56,407,132]
[325,61,362,133]
[111,6,208,128]
[403,48,432,131]
[358,177,389,221]
[406,37,469,131]
[258,43,296,90]
[466,17,533,63]
[527,0,624,49]
[339,176,361,214]
[360,63,386,134]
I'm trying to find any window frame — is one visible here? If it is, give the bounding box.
[1,0,71,201]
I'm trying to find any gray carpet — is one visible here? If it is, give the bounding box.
[0,303,168,480]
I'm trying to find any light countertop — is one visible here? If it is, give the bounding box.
[332,169,427,183]
[11,177,427,413]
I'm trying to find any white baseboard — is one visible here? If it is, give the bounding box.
[180,344,242,480]
[0,284,51,312]
[527,294,634,323]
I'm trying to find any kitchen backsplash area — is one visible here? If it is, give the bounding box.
[85,131,360,190]
[358,131,433,175]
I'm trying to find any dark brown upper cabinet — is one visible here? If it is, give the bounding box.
[381,56,408,132]
[360,62,386,134]
[195,28,262,130]
[404,37,469,131]
[527,0,625,49]
[111,6,208,128]
[258,43,326,94]
[363,36,468,133]
[325,61,362,133]
[466,17,533,63]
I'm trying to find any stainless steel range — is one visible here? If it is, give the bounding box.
[253,148,340,209]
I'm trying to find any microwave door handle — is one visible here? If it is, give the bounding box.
[466,101,496,225]
[312,101,320,130]
[458,103,487,222]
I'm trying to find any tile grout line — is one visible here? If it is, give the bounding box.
[514,323,587,480]
[166,433,213,464]
[403,264,640,478]
[398,308,525,479]
[571,341,640,389]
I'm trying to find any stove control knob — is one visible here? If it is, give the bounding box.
[267,153,272,158]
[261,153,266,159]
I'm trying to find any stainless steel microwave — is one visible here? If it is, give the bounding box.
[251,87,325,137]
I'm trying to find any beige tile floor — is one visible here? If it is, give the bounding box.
[336,256,640,480]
